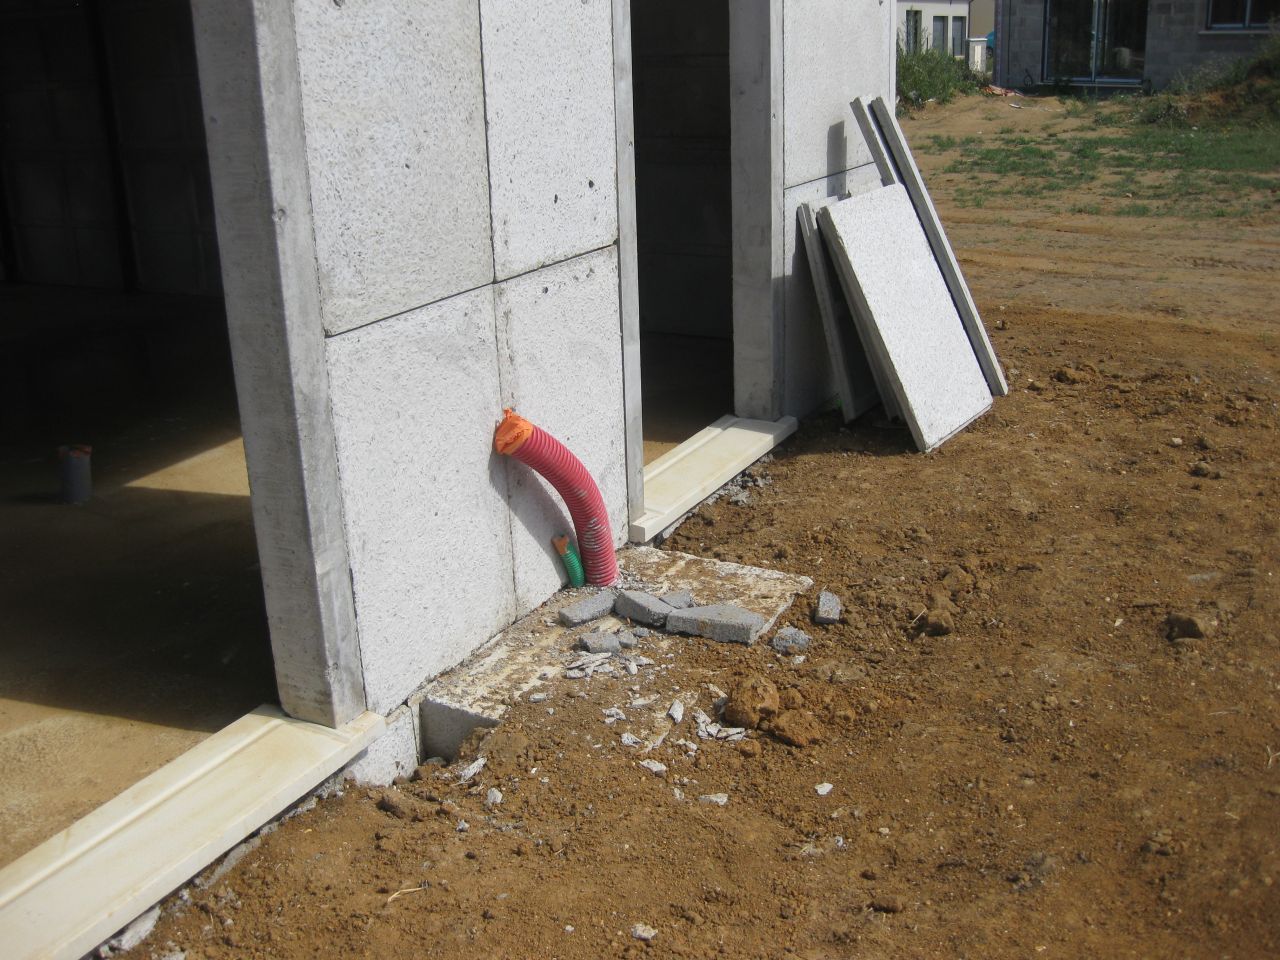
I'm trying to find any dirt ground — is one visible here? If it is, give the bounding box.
[129,95,1279,959]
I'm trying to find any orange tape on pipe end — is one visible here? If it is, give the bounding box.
[494,407,534,455]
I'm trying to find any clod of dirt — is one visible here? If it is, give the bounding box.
[940,565,976,598]
[919,609,955,636]
[926,586,959,614]
[375,791,409,820]
[768,709,824,747]
[779,688,805,710]
[869,895,905,914]
[1142,829,1179,856]
[1053,366,1091,385]
[738,738,761,758]
[1166,612,1209,641]
[723,675,779,729]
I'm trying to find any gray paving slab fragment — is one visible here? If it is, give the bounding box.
[865,97,1008,397]
[667,604,768,646]
[578,631,623,654]
[814,591,843,624]
[615,590,674,628]
[817,184,992,453]
[660,589,696,609]
[558,589,618,626]
[771,626,811,654]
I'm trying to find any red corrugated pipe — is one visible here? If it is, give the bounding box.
[494,408,619,586]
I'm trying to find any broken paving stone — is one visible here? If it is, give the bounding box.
[631,923,658,942]
[814,591,842,625]
[699,793,729,806]
[660,589,695,609]
[558,589,617,627]
[639,759,668,776]
[578,631,622,655]
[771,626,811,654]
[1166,612,1209,641]
[617,631,638,649]
[667,604,767,645]
[632,627,652,638]
[723,674,780,729]
[614,590,674,628]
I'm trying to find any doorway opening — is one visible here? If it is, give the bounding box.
[631,0,733,466]
[0,0,275,868]
[1044,0,1148,83]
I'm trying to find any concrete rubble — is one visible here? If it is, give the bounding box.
[667,604,767,645]
[771,626,811,654]
[814,590,843,624]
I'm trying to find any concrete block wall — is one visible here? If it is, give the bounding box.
[779,0,896,417]
[1144,1,1268,90]
[289,0,626,716]
[998,0,1046,87]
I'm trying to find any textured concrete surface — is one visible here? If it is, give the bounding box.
[496,247,627,612]
[192,0,364,726]
[782,0,895,189]
[344,705,419,785]
[481,0,617,279]
[782,166,883,417]
[293,0,492,334]
[326,286,516,715]
[667,604,768,645]
[614,590,673,628]
[558,589,618,627]
[818,185,992,452]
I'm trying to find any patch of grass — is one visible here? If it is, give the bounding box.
[897,36,982,112]
[1114,202,1154,217]
[1070,203,1102,215]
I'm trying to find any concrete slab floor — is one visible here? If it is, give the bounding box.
[640,333,732,464]
[0,315,275,868]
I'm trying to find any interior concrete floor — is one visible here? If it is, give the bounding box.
[640,333,733,464]
[0,288,275,868]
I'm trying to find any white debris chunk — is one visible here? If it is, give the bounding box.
[816,783,834,796]
[602,707,627,724]
[638,759,668,776]
[632,923,658,942]
[621,732,642,747]
[486,788,504,808]
[667,701,685,724]
[630,694,659,708]
[698,793,729,806]
[527,692,548,703]
[456,757,486,783]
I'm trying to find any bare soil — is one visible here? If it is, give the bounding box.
[130,96,1280,960]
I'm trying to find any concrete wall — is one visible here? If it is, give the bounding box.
[1145,1,1271,89]
[998,0,1047,87]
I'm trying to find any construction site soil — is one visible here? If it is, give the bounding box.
[129,95,1279,959]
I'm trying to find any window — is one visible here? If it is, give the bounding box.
[1206,0,1278,28]
[933,15,948,51]
[952,16,967,56]
[905,9,922,52]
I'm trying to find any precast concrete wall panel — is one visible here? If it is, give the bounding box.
[481,0,618,280]
[495,247,627,610]
[293,0,493,335]
[326,287,517,715]
[782,0,894,190]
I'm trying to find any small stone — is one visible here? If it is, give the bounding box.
[456,820,469,833]
[1169,436,1183,447]
[615,590,674,628]
[668,701,685,724]
[660,589,695,609]
[667,604,767,645]
[376,792,409,819]
[723,674,780,729]
[771,626,811,654]
[814,591,842,624]
[485,788,503,808]
[527,692,549,703]
[558,589,617,626]
[1166,613,1208,641]
[1190,461,1213,478]
[698,793,729,806]
[870,895,904,914]
[815,782,834,796]
[456,757,486,783]
[919,609,954,636]
[602,707,627,724]
[632,627,652,638]
[631,923,658,942]
[639,759,668,776]
[620,732,642,747]
[579,632,623,655]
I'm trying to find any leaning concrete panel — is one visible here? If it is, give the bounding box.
[818,185,992,452]
[782,0,895,189]
[496,247,627,611]
[293,0,492,335]
[326,287,517,715]
[481,0,618,280]
[780,165,883,417]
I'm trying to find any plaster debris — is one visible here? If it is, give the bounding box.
[816,782,834,796]
[660,589,695,609]
[771,626,811,654]
[614,590,674,627]
[455,757,486,783]
[456,820,469,832]
[527,692,548,703]
[558,589,617,626]
[692,708,747,742]
[699,793,729,806]
[666,604,767,645]
[814,590,843,624]
[602,707,627,724]
[638,759,668,776]
[620,732,642,747]
[97,906,160,956]
[667,701,685,724]
[631,923,658,942]
[578,631,622,654]
[485,788,504,808]
[630,694,659,708]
